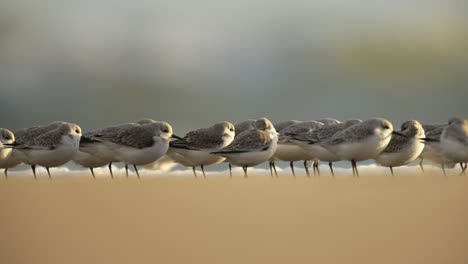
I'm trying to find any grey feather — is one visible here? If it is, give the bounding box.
[14,121,66,145]
[322,124,374,146]
[382,134,409,153]
[213,129,272,154]
[94,124,155,149]
[170,127,224,150]
[273,120,301,132]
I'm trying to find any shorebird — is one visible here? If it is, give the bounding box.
[440,117,468,175]
[272,121,323,177]
[212,118,278,177]
[320,118,400,176]
[9,122,82,179]
[85,121,179,179]
[167,121,235,177]
[375,120,426,175]
[0,128,22,178]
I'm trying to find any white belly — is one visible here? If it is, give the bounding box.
[73,150,109,168]
[80,142,118,163]
[23,146,78,167]
[113,141,169,166]
[273,144,308,162]
[376,139,425,167]
[167,148,225,167]
[0,148,22,169]
[0,147,12,162]
[327,135,391,162]
[301,143,340,162]
[223,140,278,167]
[441,138,468,163]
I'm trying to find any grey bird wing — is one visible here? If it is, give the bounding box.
[274,120,301,132]
[322,125,373,146]
[15,125,53,144]
[96,125,154,149]
[281,125,312,136]
[382,133,408,153]
[25,128,65,150]
[170,128,223,150]
[425,126,444,140]
[423,124,446,132]
[212,130,271,154]
[303,125,344,143]
[279,122,323,143]
[87,123,136,138]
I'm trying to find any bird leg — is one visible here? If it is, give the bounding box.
[31,165,37,179]
[329,162,335,177]
[290,161,296,177]
[192,166,197,178]
[46,167,52,180]
[108,163,114,179]
[314,160,320,176]
[242,166,248,178]
[201,165,206,178]
[134,165,140,179]
[304,160,310,177]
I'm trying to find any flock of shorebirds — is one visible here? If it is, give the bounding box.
[0,117,467,179]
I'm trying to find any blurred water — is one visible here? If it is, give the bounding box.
[0,0,467,134]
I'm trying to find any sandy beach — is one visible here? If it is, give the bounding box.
[1,172,467,264]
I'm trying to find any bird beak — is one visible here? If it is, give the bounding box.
[2,142,18,148]
[171,134,183,140]
[419,137,439,143]
[392,131,407,138]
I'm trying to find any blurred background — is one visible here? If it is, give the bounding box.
[0,0,467,134]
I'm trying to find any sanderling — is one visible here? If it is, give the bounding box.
[440,117,468,175]
[291,119,362,176]
[79,124,135,178]
[375,120,426,175]
[167,121,235,177]
[212,118,278,177]
[419,123,456,174]
[320,118,400,176]
[273,121,323,177]
[9,122,82,179]
[87,121,179,179]
[0,128,22,178]
[77,119,160,178]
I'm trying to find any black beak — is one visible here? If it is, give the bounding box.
[2,142,19,148]
[171,134,183,140]
[392,131,408,138]
[419,137,439,143]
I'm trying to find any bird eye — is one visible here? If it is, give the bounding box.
[75,129,80,134]
[162,128,169,133]
[4,136,10,140]
[382,125,390,129]
[229,127,234,132]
